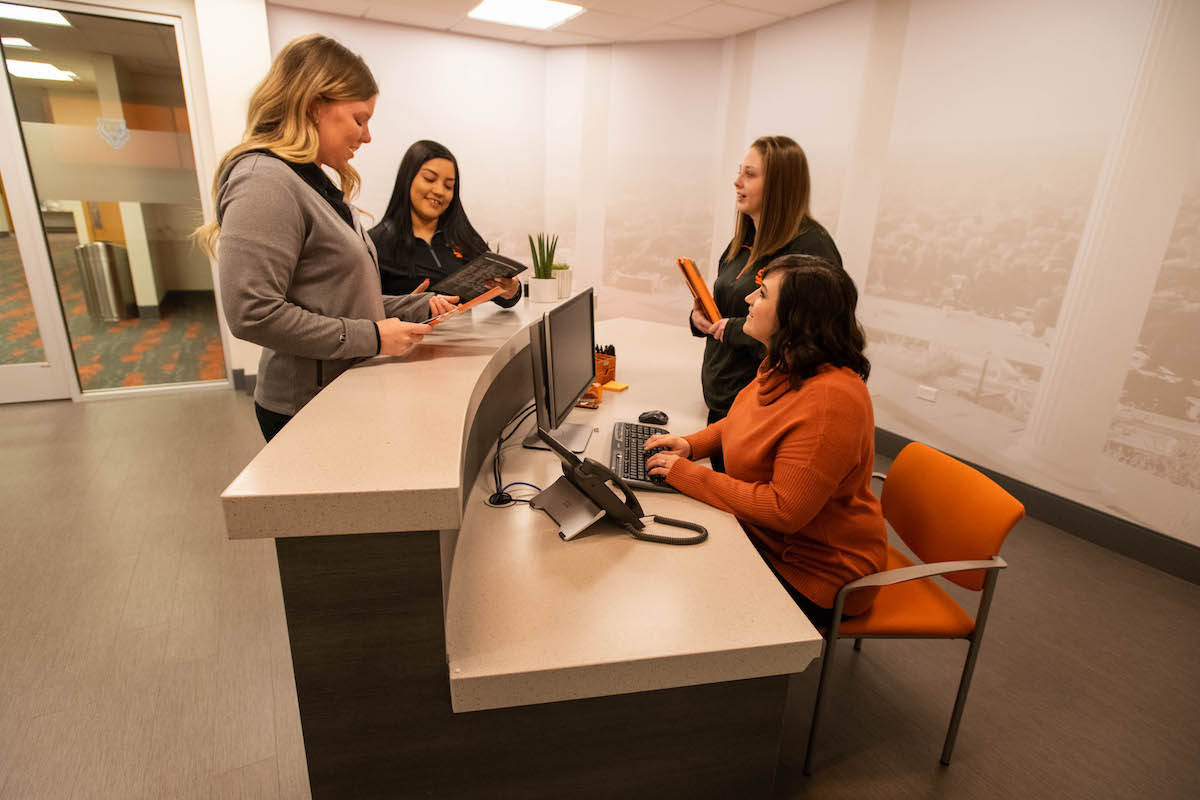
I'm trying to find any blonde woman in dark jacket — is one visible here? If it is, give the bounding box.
[196,34,455,441]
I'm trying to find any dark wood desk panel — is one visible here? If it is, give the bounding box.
[277,529,788,799]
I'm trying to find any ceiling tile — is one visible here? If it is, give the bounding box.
[672,3,779,35]
[555,9,647,39]
[524,29,607,46]
[364,0,477,12]
[584,0,712,25]
[362,4,464,28]
[448,17,535,43]
[269,0,374,16]
[623,23,713,42]
[724,0,838,15]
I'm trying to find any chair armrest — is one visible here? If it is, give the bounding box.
[836,556,1007,600]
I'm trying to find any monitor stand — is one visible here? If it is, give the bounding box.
[522,423,593,453]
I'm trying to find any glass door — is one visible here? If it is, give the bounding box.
[0,5,228,396]
[0,100,73,402]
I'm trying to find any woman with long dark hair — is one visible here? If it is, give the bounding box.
[647,255,885,627]
[369,140,520,306]
[692,135,842,471]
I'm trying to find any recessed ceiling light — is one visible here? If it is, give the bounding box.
[1,37,36,49]
[467,0,583,31]
[6,59,75,81]
[0,3,70,26]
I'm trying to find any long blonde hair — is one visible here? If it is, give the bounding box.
[194,34,378,258]
[726,135,813,275]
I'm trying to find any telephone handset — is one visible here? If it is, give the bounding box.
[575,458,647,527]
[533,428,707,545]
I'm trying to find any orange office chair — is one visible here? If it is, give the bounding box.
[803,442,1025,775]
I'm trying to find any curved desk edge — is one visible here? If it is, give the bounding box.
[443,318,824,713]
[450,641,821,713]
[221,302,546,540]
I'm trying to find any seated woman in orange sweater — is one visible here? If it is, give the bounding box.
[645,255,886,626]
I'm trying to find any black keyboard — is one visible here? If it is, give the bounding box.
[610,421,677,493]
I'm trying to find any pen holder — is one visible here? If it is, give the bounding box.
[594,351,615,385]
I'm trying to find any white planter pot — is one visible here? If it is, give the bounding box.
[529,277,558,303]
[554,269,573,298]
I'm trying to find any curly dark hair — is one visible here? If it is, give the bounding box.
[759,254,870,386]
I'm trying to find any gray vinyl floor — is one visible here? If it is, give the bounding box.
[1,389,1197,800]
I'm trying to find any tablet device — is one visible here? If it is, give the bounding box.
[677,257,720,324]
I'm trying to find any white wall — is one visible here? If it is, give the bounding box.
[194,0,273,377]
[267,8,546,257]
[745,0,875,236]
[203,0,1200,545]
[542,47,587,273]
[143,202,213,292]
[826,0,1200,544]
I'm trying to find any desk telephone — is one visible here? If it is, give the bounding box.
[532,428,707,546]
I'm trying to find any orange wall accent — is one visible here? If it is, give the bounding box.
[84,201,126,245]
[45,93,188,133]
[122,103,176,132]
[46,94,102,125]
[171,106,190,134]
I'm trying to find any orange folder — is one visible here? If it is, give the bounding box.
[677,257,720,324]
[425,285,505,327]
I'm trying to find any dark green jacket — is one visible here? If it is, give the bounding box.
[693,220,842,413]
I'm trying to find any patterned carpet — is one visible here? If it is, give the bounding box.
[1,232,225,390]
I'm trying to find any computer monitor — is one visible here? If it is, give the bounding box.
[522,288,596,453]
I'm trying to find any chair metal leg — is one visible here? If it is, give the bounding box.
[853,638,863,651]
[941,569,1001,765]
[802,636,838,776]
[804,591,850,776]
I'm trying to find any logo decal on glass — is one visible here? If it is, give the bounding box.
[96,117,130,149]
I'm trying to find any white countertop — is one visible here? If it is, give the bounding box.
[221,299,546,539]
[444,318,822,711]
[222,304,822,710]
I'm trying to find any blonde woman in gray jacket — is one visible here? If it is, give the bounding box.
[197,34,454,441]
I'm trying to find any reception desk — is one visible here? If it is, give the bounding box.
[222,297,822,798]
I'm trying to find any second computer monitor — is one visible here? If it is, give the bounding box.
[524,288,595,453]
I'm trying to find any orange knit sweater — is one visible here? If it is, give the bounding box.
[666,363,887,616]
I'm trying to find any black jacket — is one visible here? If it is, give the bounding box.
[693,220,842,413]
[367,220,520,308]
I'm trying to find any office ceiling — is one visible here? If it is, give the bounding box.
[0,11,182,93]
[267,0,842,46]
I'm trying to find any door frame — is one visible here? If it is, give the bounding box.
[0,0,235,403]
[0,79,76,403]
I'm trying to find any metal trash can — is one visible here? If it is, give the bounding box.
[74,241,137,322]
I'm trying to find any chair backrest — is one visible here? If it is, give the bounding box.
[881,443,1025,590]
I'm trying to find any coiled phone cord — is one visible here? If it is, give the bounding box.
[625,515,708,546]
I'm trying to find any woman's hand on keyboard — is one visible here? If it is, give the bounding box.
[645,450,683,477]
[644,434,691,460]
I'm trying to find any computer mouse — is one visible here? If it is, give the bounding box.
[638,410,669,426]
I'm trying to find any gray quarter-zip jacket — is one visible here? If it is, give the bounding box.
[216,152,431,416]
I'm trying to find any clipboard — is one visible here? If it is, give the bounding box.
[424,285,505,327]
[428,252,526,302]
[677,257,720,324]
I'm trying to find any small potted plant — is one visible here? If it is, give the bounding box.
[552,262,572,299]
[527,233,559,303]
